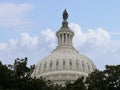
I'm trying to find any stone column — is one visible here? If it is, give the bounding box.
[65,33,67,44]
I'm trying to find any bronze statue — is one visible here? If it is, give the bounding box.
[63,9,68,21]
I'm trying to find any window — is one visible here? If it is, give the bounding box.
[50,61,52,70]
[56,61,59,66]
[70,61,72,65]
[56,60,59,70]
[63,60,65,69]
[76,61,79,70]
[87,63,90,73]
[93,67,95,71]
[50,62,52,67]
[63,60,65,65]
[39,65,41,70]
[70,60,72,70]
[44,63,46,72]
[82,61,85,71]
[82,61,84,67]
[44,63,46,68]
[76,61,78,66]
[88,63,90,69]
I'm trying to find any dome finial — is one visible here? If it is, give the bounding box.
[63,9,68,21]
[61,9,69,28]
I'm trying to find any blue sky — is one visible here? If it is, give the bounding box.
[0,0,120,70]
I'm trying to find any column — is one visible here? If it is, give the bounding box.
[62,33,64,44]
[65,33,67,44]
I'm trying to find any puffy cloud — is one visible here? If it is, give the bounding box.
[19,32,38,49]
[3,32,39,51]
[41,29,57,49]
[0,3,33,27]
[87,28,110,47]
[69,23,87,48]
[69,23,111,48]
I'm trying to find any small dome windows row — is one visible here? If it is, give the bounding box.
[38,59,95,74]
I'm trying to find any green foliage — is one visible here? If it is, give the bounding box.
[65,77,86,90]
[86,70,107,90]
[86,65,120,90]
[0,61,13,89]
[104,65,120,90]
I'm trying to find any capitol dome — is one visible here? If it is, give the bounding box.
[32,9,96,85]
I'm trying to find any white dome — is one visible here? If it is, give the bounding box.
[32,10,96,85]
[32,47,96,84]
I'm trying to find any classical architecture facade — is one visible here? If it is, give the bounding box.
[32,9,96,85]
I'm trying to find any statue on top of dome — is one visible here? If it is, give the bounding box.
[63,9,68,21]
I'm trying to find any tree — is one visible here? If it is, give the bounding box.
[0,61,13,89]
[86,69,107,90]
[104,65,120,90]
[86,65,120,90]
[65,77,86,90]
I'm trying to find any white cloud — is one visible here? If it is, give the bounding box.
[41,29,57,49]
[0,3,33,27]
[87,28,110,47]
[69,23,87,48]
[0,32,39,52]
[7,32,39,51]
[19,32,39,49]
[69,23,111,48]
